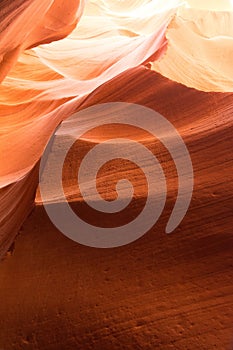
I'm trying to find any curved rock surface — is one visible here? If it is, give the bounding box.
[0,1,232,349]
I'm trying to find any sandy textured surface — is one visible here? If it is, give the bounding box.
[1,0,233,257]
[0,68,233,349]
[0,1,233,349]
[0,202,232,350]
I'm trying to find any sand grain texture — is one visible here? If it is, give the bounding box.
[0,68,233,349]
[0,1,233,349]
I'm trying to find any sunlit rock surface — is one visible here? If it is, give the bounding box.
[0,1,232,349]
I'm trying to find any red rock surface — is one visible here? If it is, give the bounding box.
[0,1,233,349]
[0,68,233,349]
